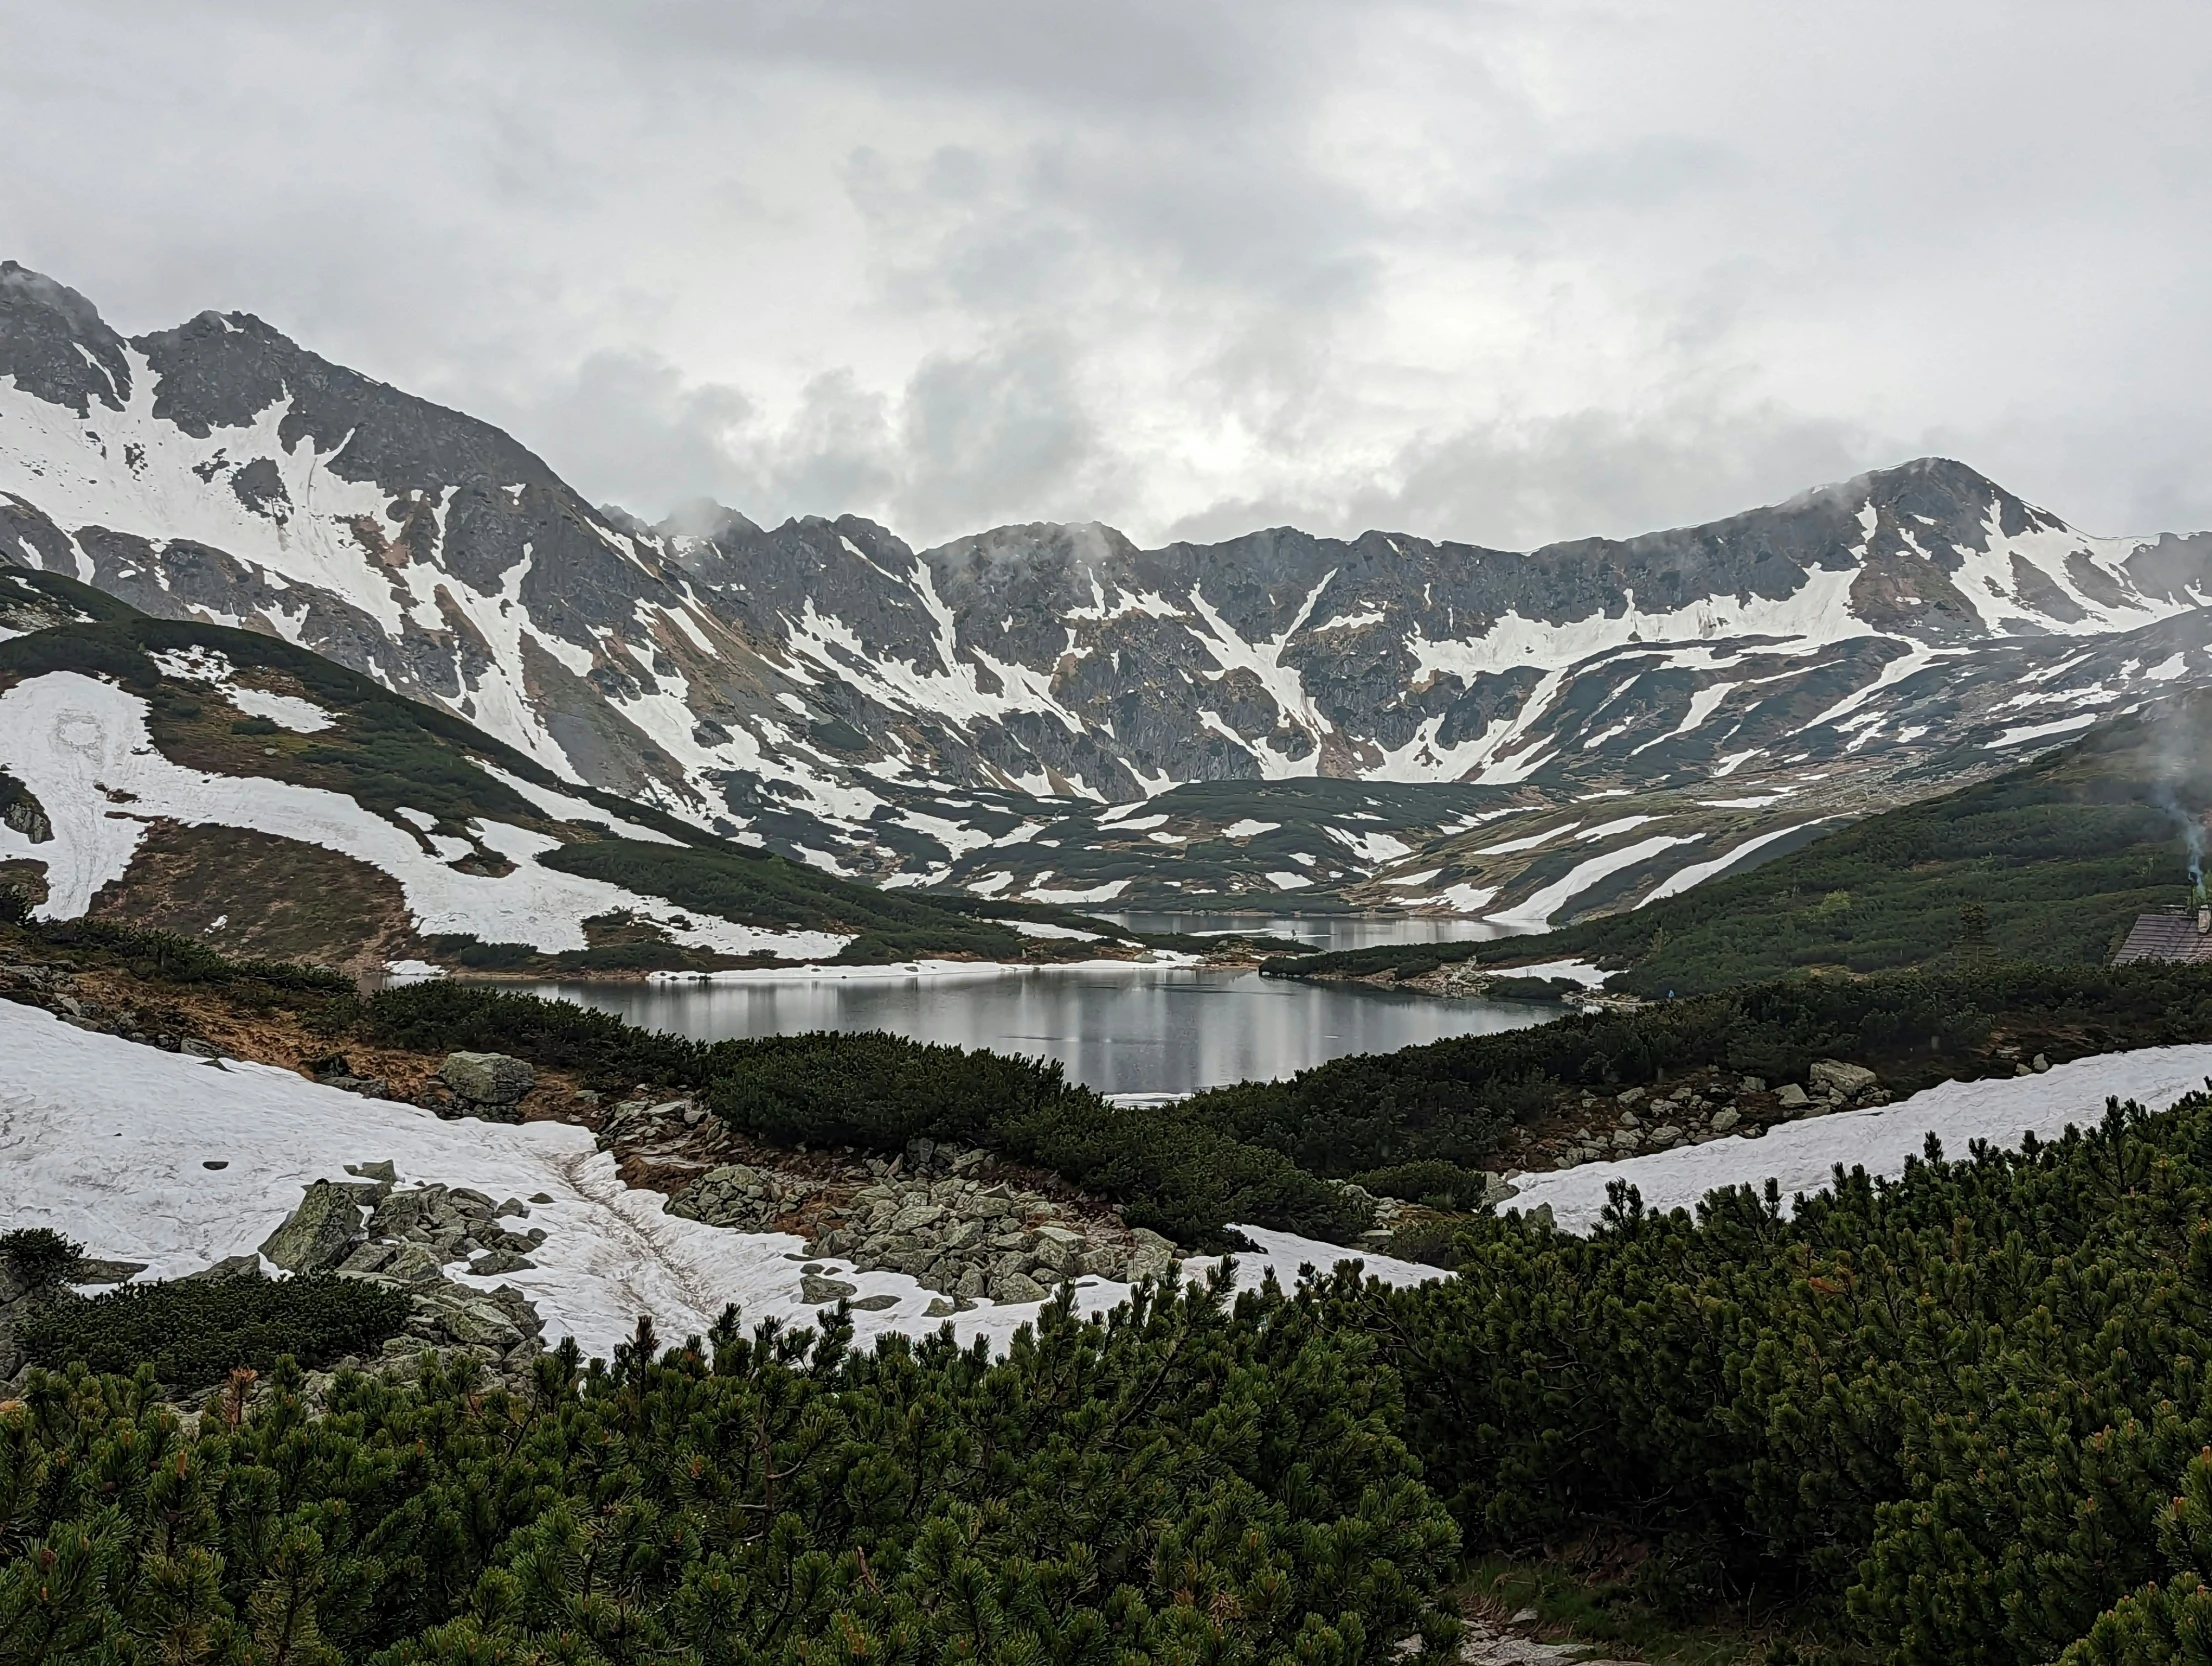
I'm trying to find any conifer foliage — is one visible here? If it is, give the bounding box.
[0,1271,1463,1666]
[1305,1087,2212,1664]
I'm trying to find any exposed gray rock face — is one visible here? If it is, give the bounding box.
[439,1052,536,1109]
[1810,1059,1880,1098]
[662,1135,1173,1307]
[6,262,2212,898]
[258,1179,368,1273]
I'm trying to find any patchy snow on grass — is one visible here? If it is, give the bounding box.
[1487,833,1704,928]
[1507,1044,2212,1234]
[474,761,683,846]
[225,687,336,733]
[1007,919,1104,941]
[0,671,848,960]
[1487,957,1608,988]
[0,1003,1428,1361]
[1638,821,1826,906]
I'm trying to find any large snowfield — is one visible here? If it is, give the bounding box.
[0,1000,1432,1358]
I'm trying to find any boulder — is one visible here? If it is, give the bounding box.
[1809,1060,1879,1098]
[801,1274,858,1305]
[1775,1083,1811,1111]
[439,1052,536,1106]
[260,1180,367,1273]
[989,1269,1048,1304]
[852,1293,899,1311]
[1127,1228,1177,1285]
[182,1253,264,1283]
[1708,1108,1741,1135]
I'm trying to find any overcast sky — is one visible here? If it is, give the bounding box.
[4,1,2207,550]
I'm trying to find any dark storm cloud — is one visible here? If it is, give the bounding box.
[2,0,2208,549]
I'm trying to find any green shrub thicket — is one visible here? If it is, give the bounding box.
[0,1275,1463,1666]
[1290,1086,2212,1664]
[20,1274,413,1391]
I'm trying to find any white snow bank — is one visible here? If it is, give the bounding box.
[226,687,336,733]
[0,672,848,961]
[1486,957,1608,988]
[0,1002,1429,1359]
[647,952,1201,985]
[1007,919,1103,941]
[474,761,682,846]
[1508,1044,2212,1233]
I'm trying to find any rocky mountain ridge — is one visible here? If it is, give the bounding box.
[7,259,2212,919]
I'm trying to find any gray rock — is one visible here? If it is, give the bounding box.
[73,1258,147,1285]
[1775,1083,1811,1110]
[2033,1053,2052,1073]
[1708,1108,1741,1134]
[989,1269,1048,1303]
[379,1243,447,1284]
[1032,1234,1082,1274]
[181,1253,264,1283]
[430,1299,526,1349]
[347,1160,398,1183]
[801,1275,858,1305]
[260,1180,366,1273]
[1127,1228,1177,1284]
[438,1052,536,1105]
[925,1297,957,1318]
[339,1241,397,1274]
[851,1293,899,1311]
[468,1249,536,1276]
[1617,1086,1645,1105]
[1809,1060,1879,1098]
[1741,1076,1767,1093]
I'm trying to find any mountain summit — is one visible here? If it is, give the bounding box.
[5,261,2211,903]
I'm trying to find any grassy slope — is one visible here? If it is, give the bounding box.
[0,568,1079,966]
[1278,691,2211,995]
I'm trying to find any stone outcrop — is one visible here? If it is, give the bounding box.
[437,1051,536,1113]
[258,1179,367,1272]
[663,1134,1177,1308]
[1494,1061,1896,1176]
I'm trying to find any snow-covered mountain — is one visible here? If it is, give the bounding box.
[7,258,2212,914]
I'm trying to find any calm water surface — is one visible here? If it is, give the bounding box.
[528,914,1548,1099]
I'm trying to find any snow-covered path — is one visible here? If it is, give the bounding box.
[0,1001,1435,1358]
[1509,1045,2212,1232]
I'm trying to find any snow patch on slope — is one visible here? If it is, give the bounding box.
[0,672,848,959]
[1509,1043,2212,1233]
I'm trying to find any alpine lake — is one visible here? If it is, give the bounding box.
[525,912,1552,1100]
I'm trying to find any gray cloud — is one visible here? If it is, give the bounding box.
[2,0,2208,550]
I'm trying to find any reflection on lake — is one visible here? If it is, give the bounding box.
[1094,910,1521,954]
[528,944,1548,1100]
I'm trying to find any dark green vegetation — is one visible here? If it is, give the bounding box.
[0,1228,85,1293]
[20,1273,412,1391]
[1182,958,2212,1202]
[1293,1084,2212,1664]
[0,1276,1463,1666]
[1282,693,2212,994]
[0,568,1121,969]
